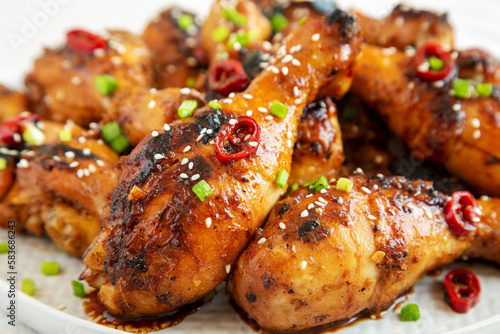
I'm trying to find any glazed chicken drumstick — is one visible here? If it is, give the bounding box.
[80,10,361,318]
[231,175,497,332]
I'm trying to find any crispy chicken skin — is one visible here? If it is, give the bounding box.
[230,175,491,332]
[142,8,206,90]
[351,44,500,196]
[0,120,120,256]
[290,98,343,185]
[353,4,454,50]
[0,85,29,124]
[25,30,152,127]
[103,86,206,146]
[80,10,361,318]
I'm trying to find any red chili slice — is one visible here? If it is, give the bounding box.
[208,59,250,97]
[67,29,107,54]
[0,113,42,146]
[214,116,260,163]
[413,42,455,82]
[444,191,480,236]
[444,269,481,313]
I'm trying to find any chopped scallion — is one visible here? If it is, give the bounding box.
[209,100,222,110]
[0,242,9,254]
[59,129,72,142]
[101,122,121,143]
[178,100,198,119]
[186,77,196,88]
[429,56,444,71]
[0,158,7,171]
[269,101,289,119]
[271,13,290,32]
[476,82,493,97]
[21,278,35,296]
[222,6,247,26]
[336,177,353,193]
[22,124,45,146]
[452,78,472,98]
[310,176,328,192]
[109,134,130,154]
[177,14,194,31]
[72,280,86,298]
[95,74,118,96]
[276,169,289,189]
[192,180,213,201]
[227,31,250,49]
[299,17,307,25]
[41,261,60,275]
[212,24,231,43]
[400,303,420,321]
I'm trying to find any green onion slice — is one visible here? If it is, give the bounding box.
[95,74,118,96]
[178,100,198,119]
[476,82,493,97]
[41,261,60,275]
[177,14,194,31]
[209,100,222,110]
[271,13,290,32]
[269,101,289,119]
[429,56,444,71]
[452,78,472,98]
[0,158,7,171]
[72,280,86,298]
[212,24,231,43]
[0,242,9,254]
[400,303,420,321]
[222,6,247,26]
[21,278,35,296]
[192,180,213,201]
[276,169,289,189]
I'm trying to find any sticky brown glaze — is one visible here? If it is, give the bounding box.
[142,8,206,90]
[0,154,15,201]
[25,30,152,127]
[201,0,271,62]
[353,4,454,50]
[290,98,343,185]
[0,85,29,124]
[230,175,475,332]
[103,86,206,147]
[351,44,500,196]
[0,121,120,256]
[80,11,361,318]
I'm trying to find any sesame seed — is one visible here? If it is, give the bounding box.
[420,21,430,31]
[377,173,384,179]
[154,153,163,160]
[83,169,90,177]
[248,141,259,147]
[196,134,204,141]
[206,217,212,228]
[206,129,213,134]
[148,100,156,109]
[188,162,194,169]
[282,55,293,63]
[180,173,188,179]
[209,140,215,145]
[111,56,122,65]
[244,134,251,141]
[337,197,344,204]
[290,45,302,53]
[354,167,364,175]
[395,16,404,27]
[229,93,236,98]
[186,57,197,66]
[293,87,300,97]
[57,304,67,311]
[88,164,96,173]
[286,131,292,138]
[89,122,99,130]
[246,110,253,116]
[243,94,253,99]
[295,98,302,105]
[180,88,191,95]
[450,104,461,112]
[311,33,320,41]
[307,203,314,210]
[201,128,207,134]
[76,169,84,178]
[287,139,292,147]
[305,194,313,198]
[13,133,22,143]
[451,51,459,60]
[69,161,79,168]
[167,64,177,74]
[291,59,301,66]
[361,187,371,194]
[181,158,188,165]
[407,82,415,90]
[223,99,233,104]
[404,47,416,56]
[61,60,72,69]
[367,214,377,220]
[301,261,307,269]
[433,80,445,88]
[96,160,105,167]
[53,155,61,161]
[257,238,266,244]
[281,67,289,76]
[78,136,86,143]
[71,76,82,85]
[151,130,159,137]
[279,223,286,229]
[263,41,272,51]
[472,130,481,139]
[229,119,238,125]
[272,67,280,74]
[150,88,158,94]
[164,124,171,131]
[314,201,324,207]
[382,47,397,55]
[300,210,309,217]
[417,62,430,72]
[191,174,200,181]
[65,151,75,159]
[471,118,480,128]
[226,264,231,274]
[258,107,267,113]
[320,189,327,194]
[17,159,29,168]
[265,115,273,120]
[183,146,191,153]
[318,197,326,203]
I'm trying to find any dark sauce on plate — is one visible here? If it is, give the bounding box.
[83,290,216,333]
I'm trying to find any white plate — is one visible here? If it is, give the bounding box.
[1,1,500,333]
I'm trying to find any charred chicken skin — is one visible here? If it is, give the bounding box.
[351,44,500,196]
[231,175,496,332]
[25,30,152,127]
[80,10,362,318]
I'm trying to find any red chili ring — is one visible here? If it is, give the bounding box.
[67,29,107,54]
[444,191,480,236]
[214,116,260,163]
[208,59,250,97]
[413,42,455,82]
[443,269,481,313]
[0,113,42,146]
